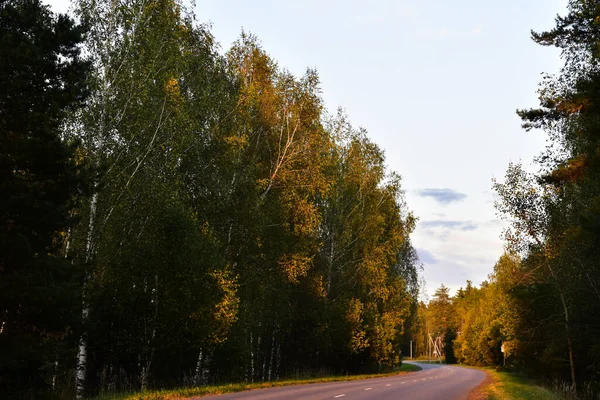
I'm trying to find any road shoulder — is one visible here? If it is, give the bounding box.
[467,369,495,400]
[465,367,558,400]
[95,364,423,400]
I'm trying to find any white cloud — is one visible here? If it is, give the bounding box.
[345,2,416,26]
[397,6,416,17]
[418,24,485,40]
[413,218,504,297]
[346,15,386,25]
[472,24,484,35]
[416,188,467,204]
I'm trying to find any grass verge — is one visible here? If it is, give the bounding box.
[408,360,446,364]
[94,363,422,400]
[468,368,559,400]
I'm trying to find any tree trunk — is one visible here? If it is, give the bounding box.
[558,287,576,391]
[51,358,58,390]
[268,328,275,381]
[76,191,97,399]
[527,228,577,391]
[194,348,204,385]
[197,348,212,385]
[327,230,334,295]
[250,331,255,383]
[140,363,149,393]
[275,336,281,380]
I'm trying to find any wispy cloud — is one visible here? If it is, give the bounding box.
[420,24,485,40]
[420,220,478,231]
[345,3,416,26]
[416,248,438,264]
[412,221,505,296]
[416,188,467,204]
[398,7,416,17]
[483,219,505,228]
[472,24,484,35]
[439,28,451,38]
[345,14,385,26]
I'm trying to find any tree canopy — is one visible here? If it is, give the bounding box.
[411,2,600,397]
[0,0,90,396]
[0,1,422,398]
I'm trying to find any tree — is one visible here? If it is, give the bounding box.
[0,0,90,396]
[494,163,578,385]
[4,1,422,395]
[427,284,457,363]
[492,3,600,386]
[69,0,242,394]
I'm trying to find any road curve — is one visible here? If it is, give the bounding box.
[195,362,486,400]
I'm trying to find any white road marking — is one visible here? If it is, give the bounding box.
[334,395,345,398]
[385,384,391,386]
[364,388,372,391]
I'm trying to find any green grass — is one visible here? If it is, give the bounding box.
[93,363,422,400]
[474,368,560,400]
[407,360,446,364]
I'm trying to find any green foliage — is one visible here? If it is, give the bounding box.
[0,0,423,398]
[0,0,90,396]
[408,5,600,397]
[453,274,508,367]
[482,369,562,400]
[429,2,600,395]
[497,0,600,391]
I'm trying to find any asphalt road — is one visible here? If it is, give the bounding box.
[196,362,486,400]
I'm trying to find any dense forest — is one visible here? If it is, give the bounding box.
[410,1,600,398]
[5,0,600,399]
[0,0,422,398]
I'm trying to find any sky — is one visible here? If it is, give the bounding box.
[46,0,568,298]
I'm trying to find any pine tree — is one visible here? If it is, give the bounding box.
[0,0,90,396]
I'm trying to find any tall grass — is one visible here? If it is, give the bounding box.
[92,363,422,400]
[545,379,599,400]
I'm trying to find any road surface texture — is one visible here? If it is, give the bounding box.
[196,362,486,400]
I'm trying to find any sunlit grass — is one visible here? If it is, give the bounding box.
[478,369,560,400]
[93,363,421,400]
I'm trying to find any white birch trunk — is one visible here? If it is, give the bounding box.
[328,231,334,294]
[74,1,154,396]
[140,275,158,392]
[243,328,248,382]
[257,330,264,382]
[194,348,204,385]
[76,190,97,398]
[250,331,255,383]
[275,338,281,380]
[268,329,275,381]
[202,349,211,384]
[52,359,58,390]
[140,364,148,393]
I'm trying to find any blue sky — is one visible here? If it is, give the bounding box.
[47,0,567,297]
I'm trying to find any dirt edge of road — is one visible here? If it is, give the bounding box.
[468,369,495,400]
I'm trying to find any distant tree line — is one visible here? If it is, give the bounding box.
[411,1,600,397]
[0,0,422,398]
